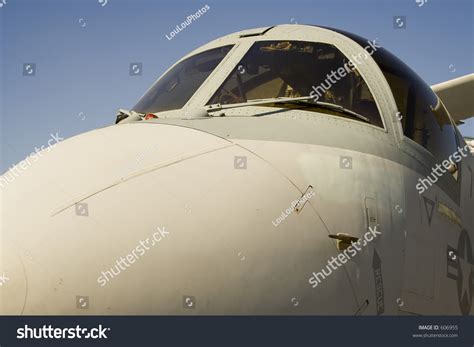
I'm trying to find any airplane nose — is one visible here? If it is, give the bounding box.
[1,123,357,314]
[1,122,235,313]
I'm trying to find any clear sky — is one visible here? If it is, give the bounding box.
[1,0,473,172]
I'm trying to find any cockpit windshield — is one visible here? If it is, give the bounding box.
[208,40,383,127]
[133,45,233,114]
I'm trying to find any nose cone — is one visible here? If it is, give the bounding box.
[1,122,231,313]
[1,123,356,314]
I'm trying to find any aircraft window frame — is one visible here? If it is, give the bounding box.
[327,27,461,180]
[132,45,235,114]
[378,58,460,182]
[206,39,386,130]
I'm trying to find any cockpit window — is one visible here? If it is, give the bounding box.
[207,40,383,127]
[133,45,233,114]
[378,54,458,165]
[327,27,459,167]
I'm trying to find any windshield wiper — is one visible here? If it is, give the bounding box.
[289,99,371,124]
[206,96,315,112]
[205,96,371,124]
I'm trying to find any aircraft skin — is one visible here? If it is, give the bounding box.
[0,24,473,315]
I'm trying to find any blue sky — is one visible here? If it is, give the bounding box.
[1,0,473,172]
